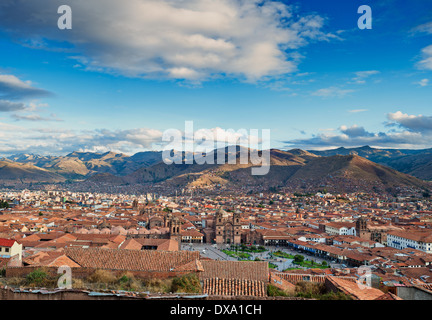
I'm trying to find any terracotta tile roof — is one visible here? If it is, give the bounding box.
[399,267,432,282]
[118,238,142,250]
[172,259,204,272]
[130,238,179,251]
[202,278,267,297]
[388,230,432,243]
[417,283,432,291]
[181,230,204,237]
[374,292,403,300]
[0,238,16,247]
[100,241,121,249]
[23,249,80,268]
[43,254,81,268]
[275,272,356,284]
[64,247,200,272]
[326,276,385,300]
[199,260,269,283]
[269,272,296,292]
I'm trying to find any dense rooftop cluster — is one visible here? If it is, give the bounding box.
[1,188,432,299]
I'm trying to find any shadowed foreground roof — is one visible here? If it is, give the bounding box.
[64,247,200,272]
[202,278,267,297]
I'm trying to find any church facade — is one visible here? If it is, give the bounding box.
[215,209,242,244]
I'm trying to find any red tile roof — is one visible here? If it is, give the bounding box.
[64,247,200,272]
[326,276,386,300]
[199,260,269,282]
[0,238,15,247]
[202,278,267,297]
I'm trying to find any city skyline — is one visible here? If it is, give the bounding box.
[0,0,431,156]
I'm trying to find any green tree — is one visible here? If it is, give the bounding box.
[294,254,304,263]
[26,268,48,286]
[0,200,9,208]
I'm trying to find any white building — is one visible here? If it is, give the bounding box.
[325,222,356,236]
[387,230,432,253]
[0,238,22,260]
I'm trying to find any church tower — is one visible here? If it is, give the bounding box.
[356,217,369,239]
[169,216,182,250]
[132,199,139,210]
[215,208,225,244]
[233,211,242,244]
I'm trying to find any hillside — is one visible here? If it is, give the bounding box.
[2,148,431,193]
[309,146,432,180]
[95,148,431,193]
[5,151,163,178]
[290,154,427,189]
[0,160,66,183]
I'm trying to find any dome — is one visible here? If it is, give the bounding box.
[100,228,111,234]
[111,226,127,235]
[127,228,138,235]
[138,228,150,234]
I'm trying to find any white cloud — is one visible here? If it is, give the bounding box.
[417,78,429,87]
[351,70,380,84]
[312,86,354,98]
[348,109,368,113]
[0,73,51,100]
[0,100,26,112]
[412,21,432,35]
[0,125,266,156]
[387,111,432,132]
[418,45,432,70]
[339,125,373,138]
[284,111,432,150]
[11,113,63,122]
[0,0,337,83]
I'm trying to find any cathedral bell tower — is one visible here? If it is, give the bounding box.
[356,217,368,239]
[169,216,182,250]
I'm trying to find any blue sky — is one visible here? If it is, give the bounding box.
[0,0,431,156]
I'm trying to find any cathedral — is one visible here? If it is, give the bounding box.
[214,208,242,244]
[356,216,399,245]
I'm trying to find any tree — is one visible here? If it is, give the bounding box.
[294,255,304,263]
[0,200,9,209]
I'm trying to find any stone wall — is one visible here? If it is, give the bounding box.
[0,287,139,300]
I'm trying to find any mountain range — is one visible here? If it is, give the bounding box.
[1,146,431,194]
[307,146,432,180]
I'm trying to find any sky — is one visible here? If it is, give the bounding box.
[0,0,431,156]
